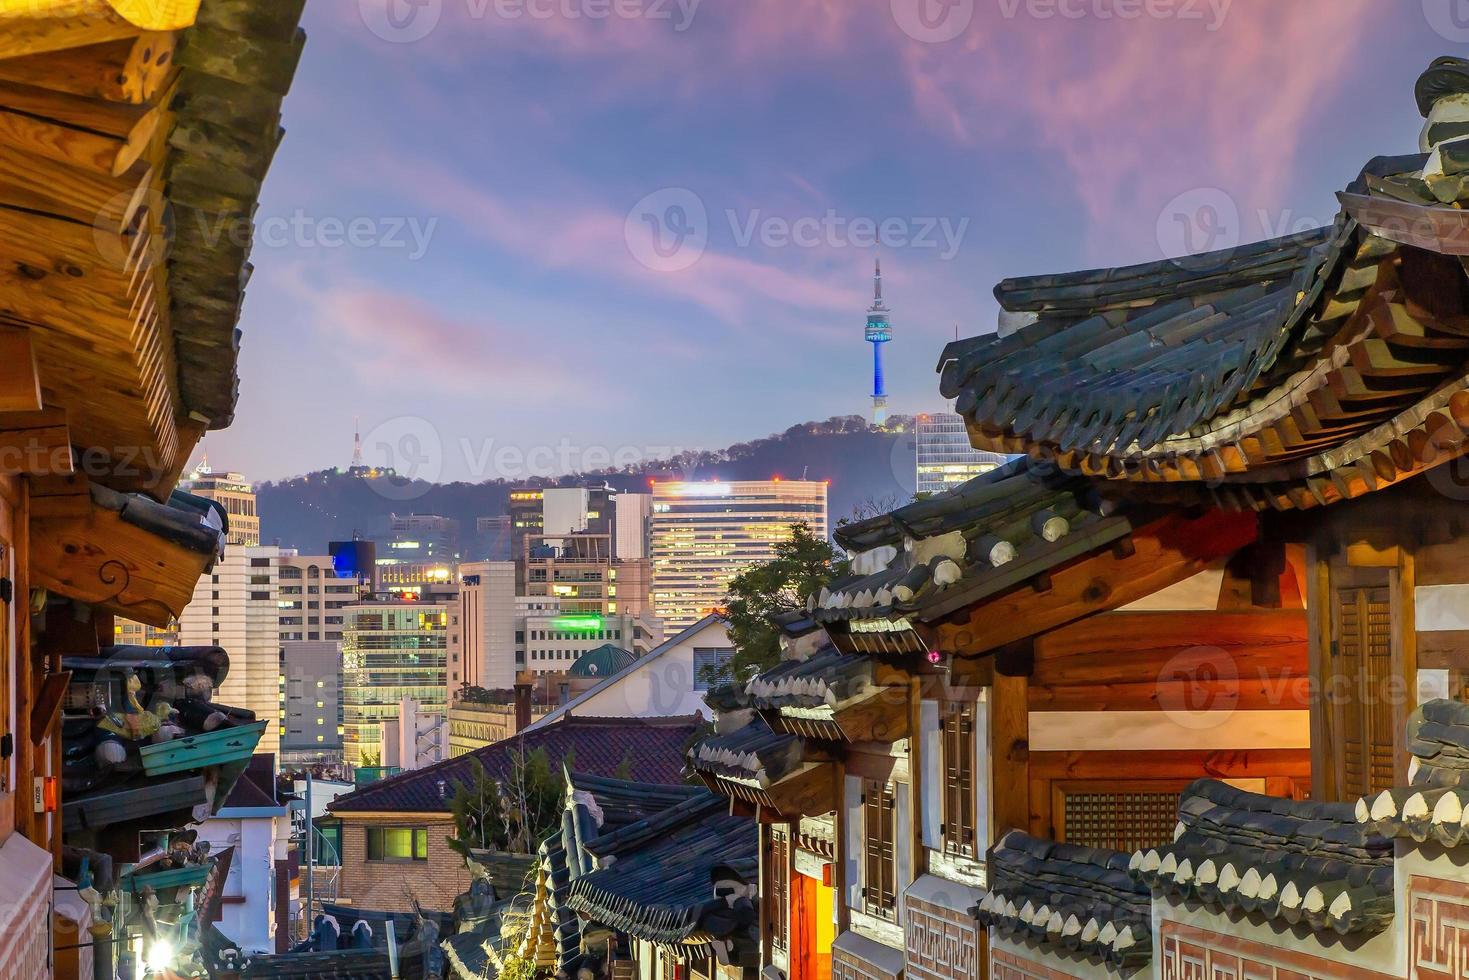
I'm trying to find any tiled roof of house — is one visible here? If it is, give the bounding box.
[817,459,1129,627]
[534,773,710,975]
[1360,699,1469,846]
[329,716,701,814]
[566,791,757,947]
[1133,779,1393,936]
[978,831,1152,971]
[687,719,807,787]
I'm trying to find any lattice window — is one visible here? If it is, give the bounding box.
[941,701,976,858]
[1335,583,1397,798]
[769,828,790,951]
[1056,782,1187,853]
[863,780,897,918]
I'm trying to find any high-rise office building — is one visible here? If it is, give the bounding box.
[914,412,1009,495]
[457,561,518,692]
[614,492,653,559]
[377,513,460,593]
[341,598,450,766]
[277,551,363,643]
[650,480,829,631]
[182,459,260,547]
[280,640,343,765]
[475,515,515,560]
[509,484,615,559]
[177,545,282,759]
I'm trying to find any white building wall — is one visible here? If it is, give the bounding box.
[614,492,652,560]
[179,545,281,759]
[195,809,291,954]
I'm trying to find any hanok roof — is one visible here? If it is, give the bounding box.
[978,831,1151,972]
[566,791,757,947]
[1360,699,1469,846]
[525,772,710,975]
[0,0,306,494]
[687,718,835,819]
[329,716,701,814]
[816,459,1132,644]
[1132,779,1393,936]
[936,61,1469,513]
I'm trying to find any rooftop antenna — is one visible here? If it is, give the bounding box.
[351,416,364,469]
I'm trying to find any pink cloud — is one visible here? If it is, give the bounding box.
[898,1,1387,257]
[281,269,564,395]
[376,153,859,328]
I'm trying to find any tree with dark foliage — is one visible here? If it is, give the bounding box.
[718,522,850,683]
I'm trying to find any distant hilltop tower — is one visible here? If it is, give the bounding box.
[866,258,893,426]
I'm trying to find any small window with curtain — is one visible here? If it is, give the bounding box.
[863,780,897,918]
[942,701,977,858]
[693,647,733,690]
[366,827,429,862]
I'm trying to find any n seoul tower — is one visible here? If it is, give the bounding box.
[865,258,893,426]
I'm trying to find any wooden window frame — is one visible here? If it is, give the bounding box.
[769,828,790,951]
[862,779,897,919]
[1051,778,1198,853]
[940,700,977,858]
[365,826,429,863]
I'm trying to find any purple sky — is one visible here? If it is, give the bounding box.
[203,0,1444,484]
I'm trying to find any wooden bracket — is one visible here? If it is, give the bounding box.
[0,407,73,475]
[0,327,42,413]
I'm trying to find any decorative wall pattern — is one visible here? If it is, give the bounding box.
[990,949,1084,980]
[1159,921,1395,979]
[1411,874,1469,979]
[906,895,981,980]
[835,942,902,980]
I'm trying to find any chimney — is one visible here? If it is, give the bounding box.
[514,680,532,732]
[558,681,571,706]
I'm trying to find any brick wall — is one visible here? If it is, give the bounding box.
[336,813,471,913]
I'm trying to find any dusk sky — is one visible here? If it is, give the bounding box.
[205,0,1447,484]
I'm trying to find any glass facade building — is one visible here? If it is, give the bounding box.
[341,600,450,766]
[915,412,1008,495]
[650,480,828,631]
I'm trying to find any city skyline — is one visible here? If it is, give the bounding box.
[199,2,1436,483]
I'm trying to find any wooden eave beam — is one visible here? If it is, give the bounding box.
[0,1,199,59]
[0,407,73,474]
[0,32,178,104]
[29,480,212,627]
[0,324,42,411]
[935,509,1259,657]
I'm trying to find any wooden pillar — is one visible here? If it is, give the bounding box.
[990,666,1030,841]
[832,761,849,934]
[13,475,32,845]
[757,819,771,965]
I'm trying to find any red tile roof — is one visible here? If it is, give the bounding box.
[329,716,702,814]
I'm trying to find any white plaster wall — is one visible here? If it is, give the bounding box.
[1028,710,1310,752]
